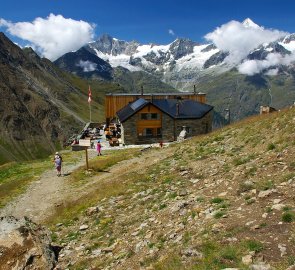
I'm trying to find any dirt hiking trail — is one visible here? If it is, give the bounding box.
[0,147,172,224]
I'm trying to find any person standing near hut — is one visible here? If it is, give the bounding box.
[96,141,102,156]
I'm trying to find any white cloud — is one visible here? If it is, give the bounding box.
[77,60,97,72]
[265,68,279,76]
[205,19,288,65]
[168,29,175,36]
[0,14,95,60]
[238,53,295,75]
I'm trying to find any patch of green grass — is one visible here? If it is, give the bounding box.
[255,179,274,191]
[70,148,140,184]
[246,198,256,205]
[168,192,177,199]
[153,255,184,270]
[282,212,295,223]
[216,202,230,209]
[259,223,267,228]
[232,154,255,166]
[283,206,293,212]
[211,197,224,204]
[243,239,264,252]
[245,166,257,177]
[267,143,276,151]
[287,256,295,266]
[193,240,244,270]
[214,210,226,219]
[0,159,52,208]
[196,196,205,202]
[223,164,231,172]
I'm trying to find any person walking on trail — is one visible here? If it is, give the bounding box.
[53,152,63,176]
[96,141,102,156]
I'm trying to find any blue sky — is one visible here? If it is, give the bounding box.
[0,0,294,60]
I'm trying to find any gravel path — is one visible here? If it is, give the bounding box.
[0,150,98,223]
[0,146,172,224]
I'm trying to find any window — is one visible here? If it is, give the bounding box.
[139,128,162,138]
[151,113,159,120]
[144,128,153,137]
[140,113,160,120]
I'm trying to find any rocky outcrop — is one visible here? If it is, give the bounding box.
[169,38,198,60]
[203,51,229,69]
[0,216,60,270]
[248,42,291,61]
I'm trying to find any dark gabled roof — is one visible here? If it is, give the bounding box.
[152,99,213,119]
[117,98,149,122]
[117,98,213,123]
[106,92,205,96]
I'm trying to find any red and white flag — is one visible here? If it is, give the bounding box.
[88,85,92,103]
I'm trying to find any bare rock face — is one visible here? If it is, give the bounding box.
[0,216,59,270]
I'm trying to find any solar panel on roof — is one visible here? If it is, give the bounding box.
[130,98,147,111]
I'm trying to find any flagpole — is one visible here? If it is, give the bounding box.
[89,101,92,123]
[88,85,92,123]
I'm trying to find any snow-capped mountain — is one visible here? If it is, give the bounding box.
[52,19,295,125]
[86,34,221,84]
[55,18,295,90]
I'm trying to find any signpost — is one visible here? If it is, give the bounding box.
[79,139,91,170]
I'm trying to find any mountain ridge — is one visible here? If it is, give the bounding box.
[0,32,123,164]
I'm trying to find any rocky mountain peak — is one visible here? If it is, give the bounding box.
[169,38,198,60]
[89,34,139,56]
[283,33,295,44]
[242,18,260,29]
[0,32,26,63]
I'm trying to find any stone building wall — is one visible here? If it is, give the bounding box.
[121,110,213,145]
[161,113,175,142]
[121,113,138,145]
[175,111,213,138]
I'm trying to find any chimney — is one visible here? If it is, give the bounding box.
[193,85,196,95]
[141,86,144,96]
[151,94,154,103]
[176,102,180,116]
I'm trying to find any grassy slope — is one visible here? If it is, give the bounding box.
[47,107,295,269]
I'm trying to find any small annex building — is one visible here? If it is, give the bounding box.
[116,98,213,145]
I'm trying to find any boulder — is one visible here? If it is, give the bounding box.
[0,216,59,270]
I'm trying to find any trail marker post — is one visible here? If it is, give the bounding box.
[79,139,91,170]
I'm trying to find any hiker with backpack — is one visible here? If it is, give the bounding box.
[53,152,63,176]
